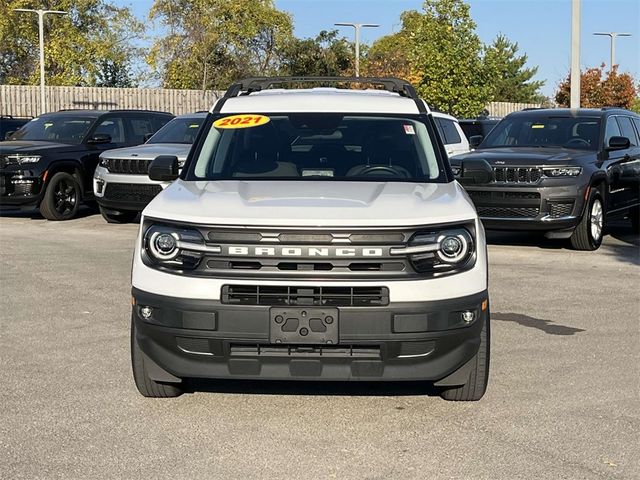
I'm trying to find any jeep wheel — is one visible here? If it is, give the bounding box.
[570,189,604,251]
[131,317,183,398]
[99,205,139,224]
[440,313,490,401]
[40,172,81,221]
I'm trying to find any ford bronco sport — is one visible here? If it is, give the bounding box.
[131,77,492,401]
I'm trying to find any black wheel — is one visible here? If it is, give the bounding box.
[440,312,490,401]
[39,172,81,221]
[630,206,639,233]
[99,205,139,224]
[570,189,604,251]
[131,315,183,398]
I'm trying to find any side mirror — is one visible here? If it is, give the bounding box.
[143,132,154,142]
[459,159,493,185]
[4,130,15,140]
[149,155,179,181]
[468,135,483,148]
[88,133,112,144]
[606,136,630,151]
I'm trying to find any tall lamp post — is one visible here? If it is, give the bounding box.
[334,22,380,77]
[593,32,632,71]
[570,0,581,109]
[13,8,68,115]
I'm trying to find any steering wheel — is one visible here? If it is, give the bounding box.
[357,165,406,178]
[564,138,590,148]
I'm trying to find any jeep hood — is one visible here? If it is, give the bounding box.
[0,140,79,155]
[143,180,477,227]
[99,143,191,161]
[450,147,593,166]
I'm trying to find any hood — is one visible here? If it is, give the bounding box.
[143,180,477,227]
[99,143,191,161]
[450,147,593,166]
[0,140,78,155]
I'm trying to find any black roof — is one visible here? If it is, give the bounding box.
[507,107,638,118]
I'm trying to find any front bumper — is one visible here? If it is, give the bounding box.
[0,169,44,207]
[132,287,489,382]
[93,166,166,213]
[466,181,588,231]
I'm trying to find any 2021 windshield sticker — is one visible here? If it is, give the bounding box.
[213,114,270,129]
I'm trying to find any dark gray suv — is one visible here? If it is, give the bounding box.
[451,108,640,250]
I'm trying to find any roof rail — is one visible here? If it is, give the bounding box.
[521,107,544,111]
[214,76,425,113]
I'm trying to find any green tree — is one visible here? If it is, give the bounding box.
[280,30,352,77]
[148,0,293,90]
[484,34,545,103]
[409,0,494,117]
[363,12,421,83]
[0,0,143,86]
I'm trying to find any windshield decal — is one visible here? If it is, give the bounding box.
[213,114,270,129]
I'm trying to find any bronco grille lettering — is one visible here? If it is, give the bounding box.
[224,246,384,257]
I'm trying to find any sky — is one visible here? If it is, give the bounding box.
[114,0,640,98]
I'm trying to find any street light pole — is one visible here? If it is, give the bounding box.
[334,22,380,77]
[13,8,68,115]
[593,32,632,71]
[570,0,581,109]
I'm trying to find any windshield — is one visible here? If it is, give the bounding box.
[480,115,601,150]
[10,115,96,144]
[147,116,205,144]
[188,113,445,182]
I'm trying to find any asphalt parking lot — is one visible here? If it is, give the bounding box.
[1,210,638,480]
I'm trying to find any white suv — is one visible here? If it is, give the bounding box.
[93,113,206,223]
[130,77,493,401]
[432,111,470,157]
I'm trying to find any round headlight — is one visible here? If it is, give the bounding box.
[441,236,463,257]
[155,233,176,253]
[436,233,469,263]
[149,231,179,260]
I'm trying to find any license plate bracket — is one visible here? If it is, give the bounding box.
[269,307,338,344]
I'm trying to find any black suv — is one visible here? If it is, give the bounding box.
[451,108,640,250]
[1,116,32,141]
[0,109,173,220]
[458,117,500,142]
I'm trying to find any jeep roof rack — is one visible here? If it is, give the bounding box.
[214,76,426,113]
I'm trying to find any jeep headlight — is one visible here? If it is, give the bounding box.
[143,224,220,270]
[543,167,581,177]
[99,157,111,168]
[391,227,475,274]
[5,154,41,165]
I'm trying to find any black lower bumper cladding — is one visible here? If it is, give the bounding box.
[132,287,489,383]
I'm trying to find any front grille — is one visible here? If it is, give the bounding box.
[104,183,162,203]
[230,344,381,358]
[493,167,543,183]
[477,206,540,218]
[468,190,540,201]
[548,201,574,218]
[104,158,152,174]
[221,285,390,307]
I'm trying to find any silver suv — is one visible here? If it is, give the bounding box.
[93,113,206,223]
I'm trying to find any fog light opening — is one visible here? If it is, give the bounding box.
[461,310,475,323]
[140,306,153,319]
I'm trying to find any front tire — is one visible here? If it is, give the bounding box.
[131,316,183,398]
[39,172,81,221]
[440,313,490,402]
[570,189,604,251]
[99,205,139,224]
